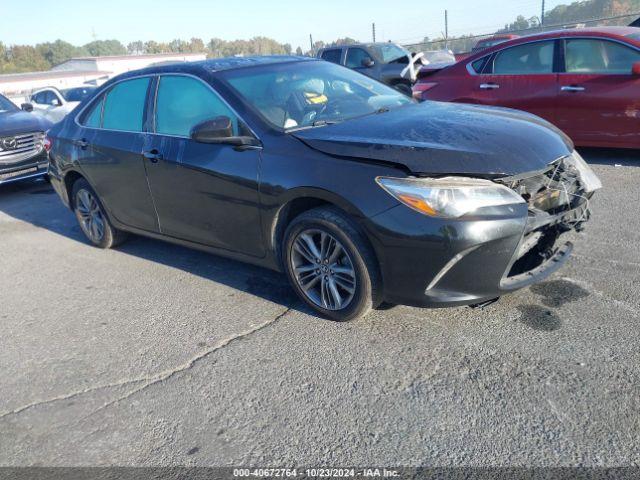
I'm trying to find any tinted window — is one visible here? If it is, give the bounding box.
[102,77,150,132]
[155,75,238,137]
[223,60,412,130]
[346,48,372,68]
[0,94,17,112]
[493,41,554,74]
[83,96,103,128]
[320,49,342,64]
[371,43,410,63]
[471,56,488,73]
[565,39,640,74]
[32,92,46,104]
[62,87,96,102]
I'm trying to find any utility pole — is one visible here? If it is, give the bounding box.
[541,0,546,26]
[444,10,449,49]
[309,34,314,56]
[372,23,376,42]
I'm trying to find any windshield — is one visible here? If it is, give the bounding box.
[422,50,456,64]
[371,43,411,63]
[222,60,413,131]
[61,87,96,102]
[0,94,18,113]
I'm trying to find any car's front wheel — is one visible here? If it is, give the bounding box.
[283,207,382,321]
[71,178,128,249]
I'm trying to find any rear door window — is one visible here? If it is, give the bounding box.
[492,41,554,74]
[154,75,238,137]
[82,96,104,128]
[102,77,150,132]
[320,49,342,64]
[565,38,640,74]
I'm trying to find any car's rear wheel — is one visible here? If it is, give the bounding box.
[71,178,127,249]
[283,207,382,321]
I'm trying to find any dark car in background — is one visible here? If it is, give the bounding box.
[0,93,52,185]
[413,27,640,148]
[47,56,600,321]
[317,42,419,96]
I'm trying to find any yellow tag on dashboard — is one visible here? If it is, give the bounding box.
[304,92,328,104]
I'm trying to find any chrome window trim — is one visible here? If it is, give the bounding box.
[466,35,640,76]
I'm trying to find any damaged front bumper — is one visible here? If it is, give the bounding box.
[364,152,599,308]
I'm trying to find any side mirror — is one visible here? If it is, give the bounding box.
[361,57,375,68]
[21,103,34,112]
[632,61,640,76]
[190,116,261,148]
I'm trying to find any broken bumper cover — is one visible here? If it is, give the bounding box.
[364,201,581,308]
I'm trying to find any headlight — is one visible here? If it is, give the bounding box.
[565,151,602,193]
[376,176,526,219]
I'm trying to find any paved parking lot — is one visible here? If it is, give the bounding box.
[0,148,638,467]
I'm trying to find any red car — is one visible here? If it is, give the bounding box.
[413,27,640,149]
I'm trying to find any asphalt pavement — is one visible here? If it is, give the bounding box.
[0,148,638,467]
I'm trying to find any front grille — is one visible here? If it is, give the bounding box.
[0,132,46,165]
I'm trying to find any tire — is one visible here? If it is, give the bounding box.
[283,207,382,321]
[393,83,413,97]
[71,178,128,249]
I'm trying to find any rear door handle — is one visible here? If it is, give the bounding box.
[143,149,163,163]
[561,85,586,92]
[480,83,500,90]
[73,139,88,149]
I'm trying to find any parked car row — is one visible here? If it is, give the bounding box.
[413,27,640,149]
[41,55,600,321]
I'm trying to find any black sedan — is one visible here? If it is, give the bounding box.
[47,56,600,321]
[0,93,52,185]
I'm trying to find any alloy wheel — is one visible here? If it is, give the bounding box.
[290,229,357,310]
[76,189,105,243]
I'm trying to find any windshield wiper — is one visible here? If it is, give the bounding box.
[311,119,340,127]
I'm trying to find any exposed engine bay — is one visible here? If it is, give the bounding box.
[497,152,600,277]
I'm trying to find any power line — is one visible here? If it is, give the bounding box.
[402,11,640,49]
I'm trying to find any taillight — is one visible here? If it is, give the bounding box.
[43,136,52,152]
[412,82,438,100]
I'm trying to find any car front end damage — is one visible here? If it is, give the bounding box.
[365,151,601,308]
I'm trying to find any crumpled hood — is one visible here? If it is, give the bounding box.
[292,101,574,177]
[0,110,52,137]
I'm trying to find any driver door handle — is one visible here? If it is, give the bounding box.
[561,85,586,92]
[143,149,163,163]
[480,83,500,90]
[73,138,88,149]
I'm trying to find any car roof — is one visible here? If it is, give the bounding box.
[320,42,403,51]
[109,55,316,84]
[466,26,640,61]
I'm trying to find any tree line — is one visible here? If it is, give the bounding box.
[0,35,365,75]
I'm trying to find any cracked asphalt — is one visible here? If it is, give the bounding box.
[0,148,638,467]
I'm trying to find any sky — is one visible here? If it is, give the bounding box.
[1,0,569,49]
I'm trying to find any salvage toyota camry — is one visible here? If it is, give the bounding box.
[47,56,601,321]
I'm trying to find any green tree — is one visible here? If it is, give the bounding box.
[83,39,127,56]
[36,40,87,67]
[127,41,145,55]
